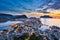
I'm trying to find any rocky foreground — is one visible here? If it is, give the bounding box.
[0,18,60,40]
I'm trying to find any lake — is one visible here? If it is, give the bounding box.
[41,18,60,27]
[0,18,60,30]
[0,21,23,30]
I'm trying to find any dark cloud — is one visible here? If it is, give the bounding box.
[0,0,60,13]
[51,0,60,9]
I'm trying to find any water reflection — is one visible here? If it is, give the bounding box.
[0,21,23,30]
[41,18,60,27]
[0,21,23,27]
[0,18,60,30]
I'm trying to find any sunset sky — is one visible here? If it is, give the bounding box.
[0,0,60,18]
[0,0,60,13]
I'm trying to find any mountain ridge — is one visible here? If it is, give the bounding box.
[0,13,27,22]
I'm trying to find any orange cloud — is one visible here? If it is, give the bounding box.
[24,12,60,18]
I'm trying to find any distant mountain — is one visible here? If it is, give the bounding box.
[13,15,27,19]
[0,13,13,19]
[0,13,27,19]
[40,15,52,18]
[0,13,27,22]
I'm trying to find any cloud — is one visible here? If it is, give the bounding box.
[46,8,60,13]
[50,0,60,9]
[0,0,60,14]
